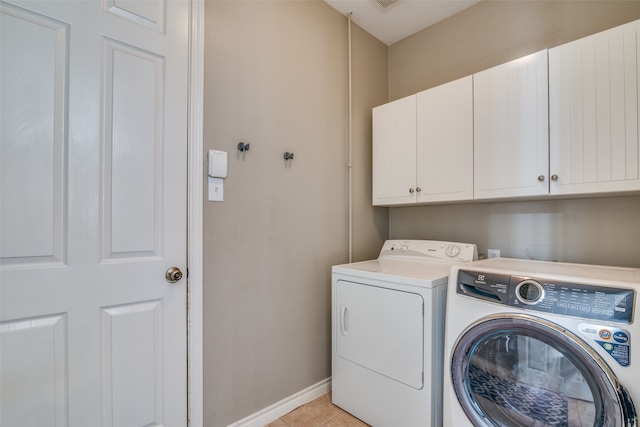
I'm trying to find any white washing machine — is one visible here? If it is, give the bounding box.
[443,258,640,427]
[332,240,478,427]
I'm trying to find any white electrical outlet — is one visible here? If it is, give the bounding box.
[488,249,501,258]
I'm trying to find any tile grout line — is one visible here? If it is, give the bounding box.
[317,411,341,427]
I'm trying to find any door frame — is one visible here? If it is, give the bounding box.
[187,0,204,425]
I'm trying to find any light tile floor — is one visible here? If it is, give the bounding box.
[264,391,593,426]
[265,392,370,427]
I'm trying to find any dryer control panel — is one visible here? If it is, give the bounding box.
[457,269,635,324]
[379,240,478,262]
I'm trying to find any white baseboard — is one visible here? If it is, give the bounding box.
[226,377,332,427]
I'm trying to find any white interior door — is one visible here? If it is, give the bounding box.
[0,0,188,426]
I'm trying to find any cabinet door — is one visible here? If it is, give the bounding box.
[372,94,417,206]
[549,20,640,195]
[474,50,549,199]
[416,76,473,202]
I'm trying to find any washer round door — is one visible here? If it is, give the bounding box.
[451,314,637,427]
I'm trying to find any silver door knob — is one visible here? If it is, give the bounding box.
[409,188,415,193]
[551,174,559,181]
[537,175,545,181]
[165,267,183,283]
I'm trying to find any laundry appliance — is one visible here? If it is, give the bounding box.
[332,240,478,427]
[443,258,639,427]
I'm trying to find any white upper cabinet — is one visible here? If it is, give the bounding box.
[372,77,473,206]
[473,50,549,200]
[549,19,640,195]
[416,76,473,203]
[371,20,640,207]
[372,94,417,206]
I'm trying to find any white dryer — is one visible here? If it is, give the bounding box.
[332,240,478,427]
[443,258,640,427]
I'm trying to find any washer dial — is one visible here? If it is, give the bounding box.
[515,279,545,305]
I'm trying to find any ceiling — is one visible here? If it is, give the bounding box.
[324,0,480,45]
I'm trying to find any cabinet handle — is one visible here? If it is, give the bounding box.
[537,175,545,182]
[551,174,559,181]
[416,187,422,192]
[409,188,415,193]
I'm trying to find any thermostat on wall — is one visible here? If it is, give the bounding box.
[208,150,227,178]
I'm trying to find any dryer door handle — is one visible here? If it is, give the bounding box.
[340,305,349,335]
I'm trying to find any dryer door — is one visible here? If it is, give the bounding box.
[336,280,424,389]
[451,314,637,427]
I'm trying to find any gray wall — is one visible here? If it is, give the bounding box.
[203,1,387,425]
[388,1,640,267]
[389,1,640,100]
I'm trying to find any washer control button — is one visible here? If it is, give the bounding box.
[516,280,545,305]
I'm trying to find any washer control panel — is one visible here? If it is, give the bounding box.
[457,269,636,324]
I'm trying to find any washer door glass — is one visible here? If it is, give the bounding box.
[451,314,636,427]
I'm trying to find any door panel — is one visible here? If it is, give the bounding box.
[0,3,67,265]
[0,0,188,426]
[101,301,163,426]
[0,314,68,427]
[549,20,640,195]
[104,0,164,31]
[416,76,473,202]
[473,50,549,199]
[103,38,164,258]
[372,94,417,206]
[336,280,424,389]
